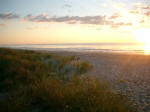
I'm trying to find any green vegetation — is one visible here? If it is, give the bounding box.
[0,48,136,112]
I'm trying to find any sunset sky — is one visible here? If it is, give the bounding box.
[0,0,150,44]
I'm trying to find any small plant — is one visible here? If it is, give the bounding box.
[74,61,93,74]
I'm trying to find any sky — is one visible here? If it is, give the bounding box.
[0,0,150,44]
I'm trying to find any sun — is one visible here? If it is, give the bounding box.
[135,28,150,42]
[135,28,150,54]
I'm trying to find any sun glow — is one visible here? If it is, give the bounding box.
[135,28,150,55]
[144,43,150,55]
[135,28,150,42]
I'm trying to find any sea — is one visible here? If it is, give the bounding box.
[0,43,149,54]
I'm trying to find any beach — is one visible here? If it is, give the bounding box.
[1,47,150,112]
[47,51,150,112]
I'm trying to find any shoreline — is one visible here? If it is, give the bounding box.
[0,45,148,55]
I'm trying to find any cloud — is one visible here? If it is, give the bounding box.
[129,3,150,18]
[133,4,150,17]
[109,13,121,19]
[53,16,107,25]
[0,12,20,20]
[140,20,144,23]
[134,4,150,17]
[141,6,150,10]
[63,4,72,8]
[67,21,77,24]
[134,3,150,14]
[135,3,150,10]
[129,10,140,14]
[24,14,50,22]
[144,11,150,16]
[0,23,7,26]
[111,22,132,28]
[24,14,109,25]
[24,13,133,28]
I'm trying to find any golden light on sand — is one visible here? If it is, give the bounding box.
[135,28,150,55]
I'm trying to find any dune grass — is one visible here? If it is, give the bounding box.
[0,48,137,112]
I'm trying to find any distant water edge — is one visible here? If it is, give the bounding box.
[0,43,147,54]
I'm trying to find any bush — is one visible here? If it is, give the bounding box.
[74,61,93,74]
[1,76,136,112]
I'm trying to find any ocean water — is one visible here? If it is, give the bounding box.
[0,43,148,54]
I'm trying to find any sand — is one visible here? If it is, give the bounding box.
[43,51,150,112]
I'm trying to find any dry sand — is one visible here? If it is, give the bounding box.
[43,51,150,112]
